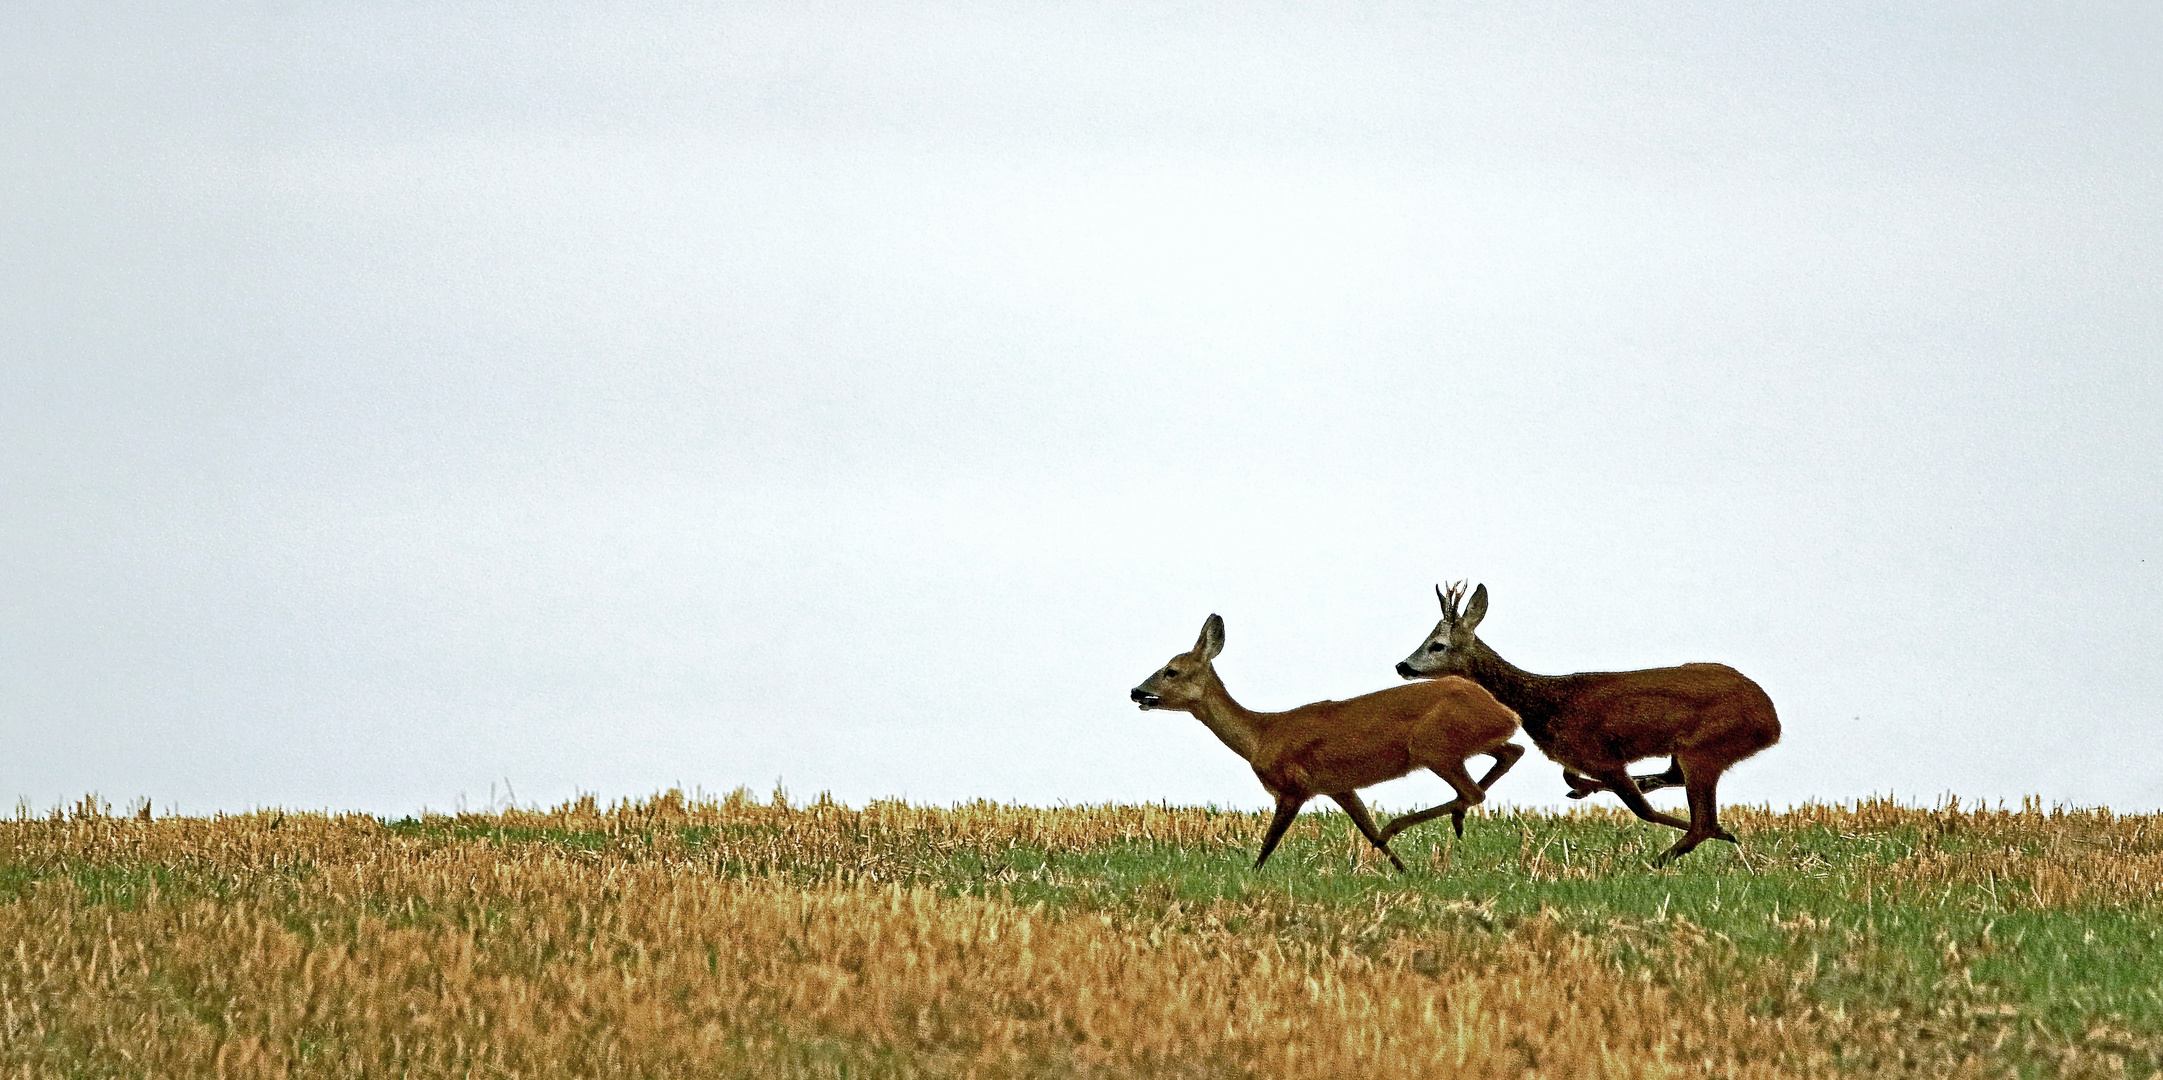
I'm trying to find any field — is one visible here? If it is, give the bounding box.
[4,790,2161,1079]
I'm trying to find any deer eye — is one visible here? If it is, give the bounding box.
[1164,668,1180,677]
[1426,642,1445,653]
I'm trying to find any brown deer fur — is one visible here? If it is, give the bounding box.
[1395,583,1780,865]
[1132,614,1523,871]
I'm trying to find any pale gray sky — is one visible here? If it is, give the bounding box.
[6,2,2160,817]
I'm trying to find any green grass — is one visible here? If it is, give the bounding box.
[716,805,2159,1076]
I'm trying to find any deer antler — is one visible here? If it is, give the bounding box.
[1437,581,1468,620]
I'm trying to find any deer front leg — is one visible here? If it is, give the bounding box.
[1329,791,1408,872]
[1253,797,1305,870]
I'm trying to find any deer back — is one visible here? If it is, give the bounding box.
[1250,677,1518,797]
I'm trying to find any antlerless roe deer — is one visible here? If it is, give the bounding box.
[1131,614,1523,871]
[1396,583,1780,865]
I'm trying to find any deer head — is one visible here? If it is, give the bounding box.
[1130,614,1225,710]
[1396,581,1487,679]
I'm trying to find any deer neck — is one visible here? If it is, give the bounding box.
[1457,639,1572,744]
[1183,668,1266,763]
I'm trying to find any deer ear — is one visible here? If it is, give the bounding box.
[1462,584,1488,632]
[1196,614,1225,660]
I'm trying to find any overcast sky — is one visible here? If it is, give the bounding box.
[6,2,2160,819]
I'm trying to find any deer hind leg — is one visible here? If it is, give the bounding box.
[1379,758,1487,843]
[1253,797,1306,870]
[1635,757,1687,794]
[1652,759,1740,866]
[1475,743,1524,792]
[1566,757,1684,799]
[1329,792,1408,872]
[1563,769,1602,799]
[1588,765,1693,834]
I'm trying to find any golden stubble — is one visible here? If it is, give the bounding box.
[3,792,2148,1079]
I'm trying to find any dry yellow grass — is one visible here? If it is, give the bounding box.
[4,791,2158,1078]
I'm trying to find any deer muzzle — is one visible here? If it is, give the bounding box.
[1130,687,1160,709]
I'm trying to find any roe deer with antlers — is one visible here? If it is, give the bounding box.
[1131,614,1523,871]
[1395,583,1780,865]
